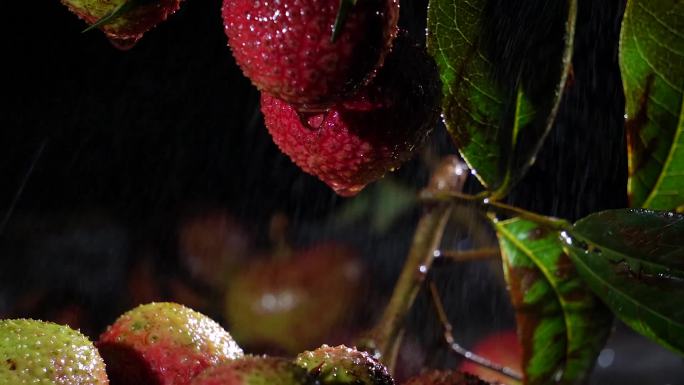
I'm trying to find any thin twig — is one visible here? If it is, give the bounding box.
[428,281,523,382]
[420,190,571,232]
[0,138,47,236]
[362,202,453,371]
[437,247,501,262]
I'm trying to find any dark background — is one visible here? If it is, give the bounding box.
[1,0,682,383]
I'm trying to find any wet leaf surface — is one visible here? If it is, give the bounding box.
[426,0,576,197]
[495,218,612,385]
[564,209,684,354]
[621,0,684,209]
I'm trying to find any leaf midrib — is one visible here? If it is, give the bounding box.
[643,96,684,207]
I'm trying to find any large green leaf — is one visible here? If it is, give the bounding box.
[620,0,684,209]
[563,209,684,354]
[426,0,576,198]
[495,218,612,385]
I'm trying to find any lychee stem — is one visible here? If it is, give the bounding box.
[435,247,501,262]
[419,190,572,232]
[428,281,523,382]
[360,199,453,371]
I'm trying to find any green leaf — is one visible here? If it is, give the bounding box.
[495,218,612,385]
[426,0,577,198]
[562,209,684,354]
[331,0,358,43]
[621,0,684,210]
[82,0,158,33]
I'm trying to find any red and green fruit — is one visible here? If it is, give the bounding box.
[295,344,393,385]
[458,331,521,385]
[0,319,109,384]
[222,0,399,109]
[224,243,363,353]
[97,302,243,385]
[191,355,311,385]
[60,0,184,49]
[261,36,442,196]
[178,209,250,291]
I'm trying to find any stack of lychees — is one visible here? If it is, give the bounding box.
[1,302,493,385]
[222,0,442,196]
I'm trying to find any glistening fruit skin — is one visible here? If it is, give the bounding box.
[0,319,109,384]
[223,0,399,109]
[60,0,183,49]
[190,356,311,385]
[403,370,493,385]
[224,244,363,354]
[261,36,442,196]
[295,345,393,385]
[97,302,243,385]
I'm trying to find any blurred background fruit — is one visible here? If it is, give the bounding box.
[177,207,250,291]
[458,331,522,385]
[224,242,364,354]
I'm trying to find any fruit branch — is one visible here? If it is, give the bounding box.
[436,247,501,262]
[428,282,523,382]
[420,190,571,232]
[362,200,453,371]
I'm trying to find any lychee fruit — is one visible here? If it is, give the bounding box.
[261,35,441,196]
[0,318,109,384]
[223,0,399,109]
[97,302,243,385]
[295,345,394,385]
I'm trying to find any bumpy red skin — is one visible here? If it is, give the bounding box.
[98,332,210,385]
[223,0,399,109]
[97,304,242,385]
[61,0,183,49]
[261,37,442,196]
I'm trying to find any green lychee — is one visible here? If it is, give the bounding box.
[190,355,310,385]
[295,345,393,385]
[0,318,109,384]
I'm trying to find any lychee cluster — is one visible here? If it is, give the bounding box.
[59,0,441,196]
[1,302,493,385]
[223,0,442,196]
